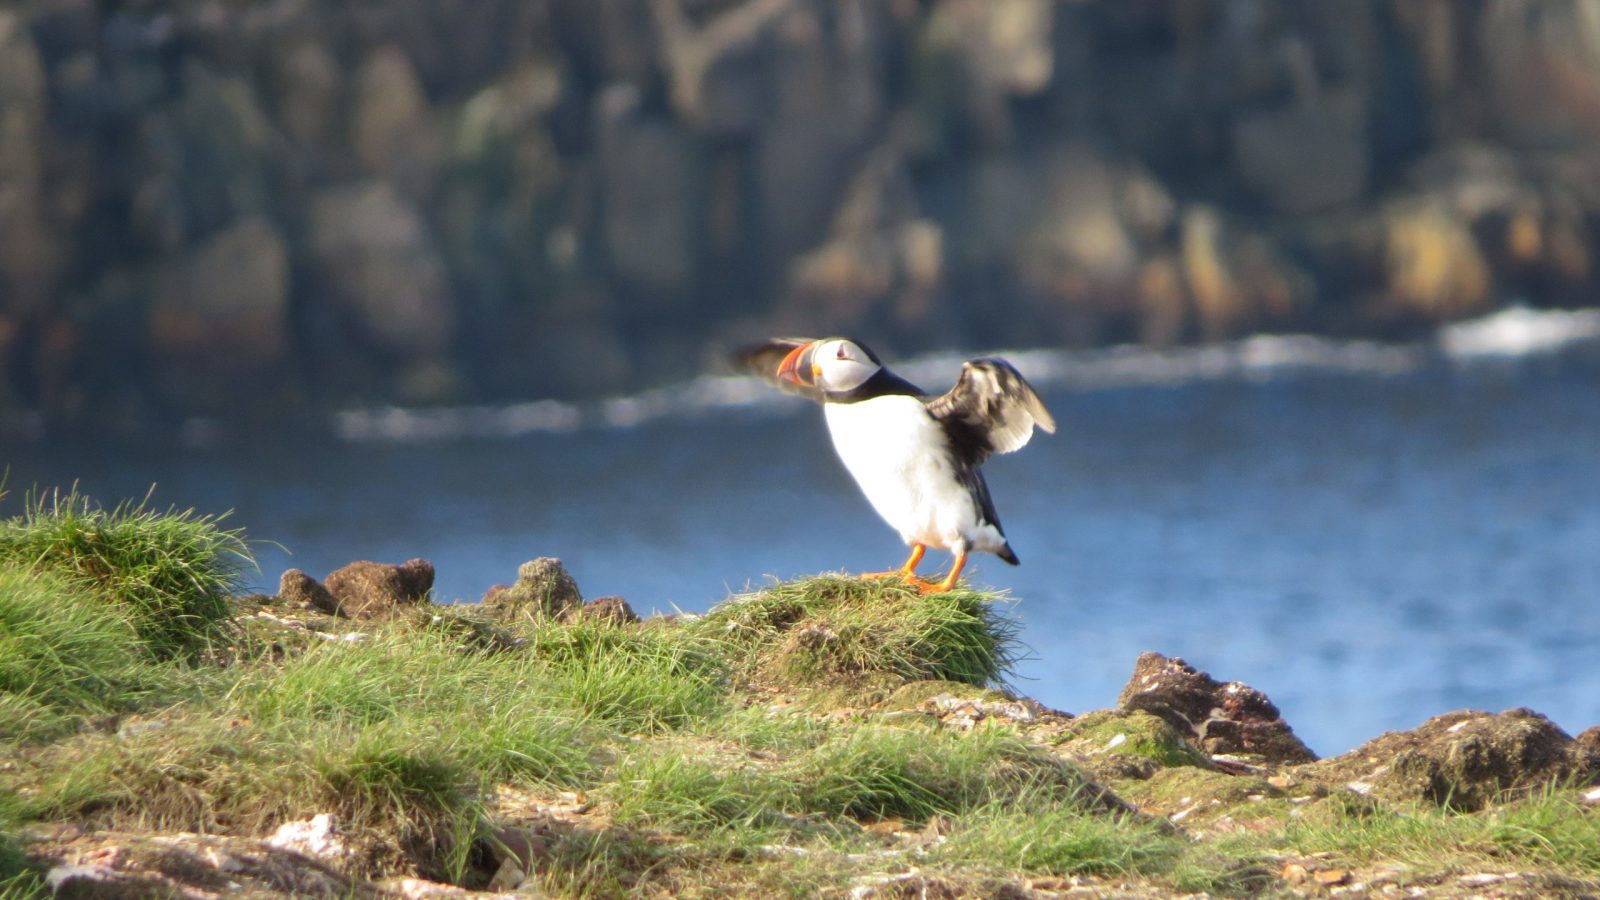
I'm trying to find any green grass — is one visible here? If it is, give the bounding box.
[0,486,251,660]
[1264,785,1600,877]
[936,789,1182,878]
[793,723,1091,822]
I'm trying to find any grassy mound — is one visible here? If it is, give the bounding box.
[0,487,250,659]
[693,574,1019,695]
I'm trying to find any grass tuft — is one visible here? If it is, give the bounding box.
[521,618,728,733]
[0,568,181,742]
[792,724,1094,824]
[937,789,1181,878]
[695,575,1020,693]
[0,486,251,660]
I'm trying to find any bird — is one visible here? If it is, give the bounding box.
[742,337,1056,593]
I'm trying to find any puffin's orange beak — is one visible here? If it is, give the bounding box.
[776,341,819,386]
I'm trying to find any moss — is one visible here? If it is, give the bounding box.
[1057,710,1212,777]
[1113,765,1296,840]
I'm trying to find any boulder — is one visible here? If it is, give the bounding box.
[352,44,439,197]
[308,180,454,356]
[322,558,435,619]
[1300,708,1600,811]
[277,568,339,615]
[482,557,583,620]
[1381,200,1492,319]
[1117,652,1316,764]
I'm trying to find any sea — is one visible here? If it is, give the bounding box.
[6,306,1600,756]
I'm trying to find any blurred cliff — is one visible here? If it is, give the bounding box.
[4,0,1600,431]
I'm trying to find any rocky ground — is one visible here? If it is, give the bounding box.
[11,557,1600,898]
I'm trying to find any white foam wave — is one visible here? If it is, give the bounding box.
[1437,305,1600,360]
[332,307,1600,443]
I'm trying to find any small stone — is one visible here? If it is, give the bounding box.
[323,558,434,619]
[486,856,525,892]
[569,595,639,626]
[1314,868,1350,886]
[268,813,347,863]
[1281,863,1310,884]
[278,568,339,615]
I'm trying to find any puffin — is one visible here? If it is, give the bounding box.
[743,337,1056,593]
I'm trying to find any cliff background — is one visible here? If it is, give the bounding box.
[4,0,1600,432]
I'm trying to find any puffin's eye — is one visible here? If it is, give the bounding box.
[836,345,849,360]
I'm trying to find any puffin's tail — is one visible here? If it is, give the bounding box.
[997,543,1019,566]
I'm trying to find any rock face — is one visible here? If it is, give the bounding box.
[1301,708,1600,811]
[482,557,583,621]
[1117,652,1317,764]
[8,3,1600,431]
[322,559,435,619]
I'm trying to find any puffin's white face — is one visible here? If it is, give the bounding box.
[810,339,880,393]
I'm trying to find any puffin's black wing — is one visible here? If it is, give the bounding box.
[734,337,824,402]
[924,357,1056,467]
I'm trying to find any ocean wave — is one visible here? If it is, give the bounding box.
[333,307,1600,443]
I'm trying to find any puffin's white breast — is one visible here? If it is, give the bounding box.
[823,395,1001,553]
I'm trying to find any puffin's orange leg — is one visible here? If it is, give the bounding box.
[914,549,968,595]
[862,544,925,580]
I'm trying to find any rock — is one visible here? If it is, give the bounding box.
[786,147,943,332]
[849,872,962,899]
[482,557,583,621]
[322,558,435,619]
[1481,1,1600,148]
[149,215,289,361]
[267,39,341,151]
[1380,200,1493,319]
[569,595,639,626]
[39,831,363,898]
[754,4,886,264]
[0,11,60,313]
[597,84,701,298]
[46,864,177,900]
[1232,89,1369,214]
[352,44,439,197]
[1056,709,1212,782]
[308,180,454,357]
[1117,652,1317,764]
[267,813,348,864]
[1300,708,1600,811]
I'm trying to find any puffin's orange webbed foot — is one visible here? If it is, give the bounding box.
[912,551,968,594]
[859,544,926,583]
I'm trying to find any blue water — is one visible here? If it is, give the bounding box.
[5,340,1600,756]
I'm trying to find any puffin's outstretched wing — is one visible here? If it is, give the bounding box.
[924,358,1056,466]
[734,337,824,401]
